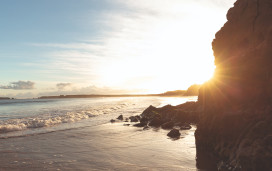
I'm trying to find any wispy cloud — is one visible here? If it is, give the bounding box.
[30,43,105,51]
[0,81,35,90]
[27,0,235,93]
[56,83,72,90]
[38,85,145,97]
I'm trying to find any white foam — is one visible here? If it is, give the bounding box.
[0,123,27,133]
[0,102,130,134]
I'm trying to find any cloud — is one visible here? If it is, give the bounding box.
[28,0,235,92]
[0,81,35,90]
[76,85,143,95]
[38,85,145,97]
[56,83,72,90]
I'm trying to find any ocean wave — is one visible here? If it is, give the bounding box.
[0,113,89,133]
[0,103,129,134]
[0,99,54,105]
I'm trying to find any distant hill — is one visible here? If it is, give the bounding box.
[161,84,202,96]
[38,94,159,99]
[184,84,202,96]
[160,90,187,96]
[0,97,10,100]
[38,84,202,99]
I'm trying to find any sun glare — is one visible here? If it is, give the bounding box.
[97,1,228,94]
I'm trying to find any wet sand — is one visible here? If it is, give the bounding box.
[0,122,197,171]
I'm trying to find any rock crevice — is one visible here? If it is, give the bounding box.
[253,0,260,31]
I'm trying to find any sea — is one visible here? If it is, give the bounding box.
[0,96,200,171]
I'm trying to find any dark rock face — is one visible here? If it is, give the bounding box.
[167,129,181,138]
[196,0,272,170]
[117,115,123,120]
[122,102,200,129]
[141,102,201,125]
[149,118,164,127]
[199,0,272,109]
[139,117,149,125]
[133,122,146,127]
[161,121,174,130]
[129,116,139,122]
[179,123,192,130]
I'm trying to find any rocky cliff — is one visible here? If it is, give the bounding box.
[199,0,272,109]
[196,0,272,170]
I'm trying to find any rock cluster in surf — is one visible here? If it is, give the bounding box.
[111,102,200,138]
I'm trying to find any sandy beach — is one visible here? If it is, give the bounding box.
[0,122,197,171]
[0,97,198,171]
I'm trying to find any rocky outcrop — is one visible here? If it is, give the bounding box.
[114,102,200,131]
[116,115,123,120]
[199,0,272,109]
[196,0,272,170]
[167,129,181,138]
[141,102,201,127]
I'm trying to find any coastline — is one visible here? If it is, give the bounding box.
[0,97,199,171]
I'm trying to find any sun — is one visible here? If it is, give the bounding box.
[96,1,226,94]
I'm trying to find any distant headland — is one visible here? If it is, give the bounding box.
[0,97,11,100]
[38,84,201,99]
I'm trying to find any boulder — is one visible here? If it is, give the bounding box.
[141,105,157,119]
[129,116,139,122]
[116,115,123,120]
[133,122,147,127]
[167,129,181,138]
[161,121,174,130]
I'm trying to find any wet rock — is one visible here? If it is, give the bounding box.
[180,123,192,130]
[110,119,116,123]
[161,121,174,130]
[133,122,146,127]
[149,118,164,127]
[129,116,139,122]
[116,115,123,120]
[143,125,150,130]
[141,105,157,119]
[135,115,141,121]
[167,129,181,138]
[123,124,130,126]
[174,122,182,126]
[140,117,149,124]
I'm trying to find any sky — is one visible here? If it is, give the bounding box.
[0,0,236,98]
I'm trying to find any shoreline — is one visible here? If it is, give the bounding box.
[38,94,197,99]
[0,117,198,170]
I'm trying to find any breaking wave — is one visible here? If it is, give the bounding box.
[0,103,129,134]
